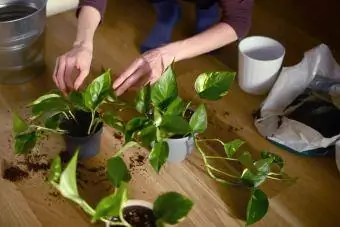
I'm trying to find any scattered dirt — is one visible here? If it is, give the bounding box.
[19,153,51,172]
[3,152,51,182]
[113,132,123,140]
[3,166,29,182]
[48,191,60,198]
[129,154,146,172]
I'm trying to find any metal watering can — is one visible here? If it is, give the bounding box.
[0,0,79,84]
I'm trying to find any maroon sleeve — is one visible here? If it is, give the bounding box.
[77,0,108,22]
[219,0,254,39]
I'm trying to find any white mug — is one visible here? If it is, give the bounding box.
[238,36,285,95]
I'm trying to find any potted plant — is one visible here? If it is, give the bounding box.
[117,64,235,172]
[48,150,194,227]
[12,69,125,160]
[114,64,295,225]
[194,138,296,225]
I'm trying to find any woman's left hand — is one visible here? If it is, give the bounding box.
[113,47,174,96]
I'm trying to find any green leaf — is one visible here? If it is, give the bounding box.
[107,156,131,187]
[45,113,62,130]
[151,65,178,107]
[260,151,284,170]
[149,141,169,173]
[153,108,162,126]
[224,139,245,157]
[59,150,82,204]
[12,112,28,134]
[14,131,38,154]
[29,93,62,106]
[153,192,194,225]
[246,189,269,225]
[83,69,111,110]
[102,112,125,132]
[156,220,166,227]
[194,72,235,100]
[189,104,207,133]
[125,117,149,142]
[138,125,157,147]
[159,115,191,135]
[115,141,139,157]
[237,151,257,174]
[68,91,87,111]
[241,158,273,187]
[48,156,62,183]
[31,97,70,119]
[136,85,151,114]
[164,96,186,116]
[106,90,118,103]
[92,182,128,221]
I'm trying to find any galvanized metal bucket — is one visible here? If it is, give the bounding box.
[0,0,47,84]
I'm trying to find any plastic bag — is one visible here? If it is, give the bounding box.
[254,44,340,157]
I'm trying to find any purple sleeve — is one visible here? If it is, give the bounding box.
[219,0,254,39]
[77,0,108,22]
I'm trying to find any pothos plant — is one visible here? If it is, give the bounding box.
[114,64,295,225]
[116,64,235,173]
[48,150,194,227]
[194,138,296,225]
[12,69,125,154]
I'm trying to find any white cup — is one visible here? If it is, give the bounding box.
[238,36,285,95]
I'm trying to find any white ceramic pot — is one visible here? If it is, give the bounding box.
[238,36,285,95]
[152,136,195,163]
[166,136,195,163]
[105,200,153,227]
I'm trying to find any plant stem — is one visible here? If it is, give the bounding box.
[205,156,238,161]
[68,110,78,123]
[197,138,225,145]
[87,111,95,135]
[194,138,242,186]
[101,218,130,227]
[206,164,240,179]
[30,125,65,134]
[91,119,102,135]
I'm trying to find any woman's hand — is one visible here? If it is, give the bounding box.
[113,47,175,96]
[53,43,93,95]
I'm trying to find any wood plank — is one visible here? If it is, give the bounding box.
[0,1,339,226]
[0,178,42,227]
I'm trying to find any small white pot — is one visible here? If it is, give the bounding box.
[152,136,195,163]
[166,136,195,163]
[105,200,153,227]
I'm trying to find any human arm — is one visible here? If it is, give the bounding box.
[113,0,254,96]
[53,0,107,94]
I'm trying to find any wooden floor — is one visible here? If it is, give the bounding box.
[0,0,340,226]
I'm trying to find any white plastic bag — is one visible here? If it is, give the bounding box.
[255,44,340,157]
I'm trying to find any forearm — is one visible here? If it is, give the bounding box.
[73,6,101,50]
[161,22,238,62]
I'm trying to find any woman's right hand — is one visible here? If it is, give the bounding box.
[53,43,93,94]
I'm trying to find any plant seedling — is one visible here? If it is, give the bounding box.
[48,151,194,227]
[12,69,125,155]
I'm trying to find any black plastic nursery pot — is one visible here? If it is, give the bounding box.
[60,111,103,160]
[108,201,156,227]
